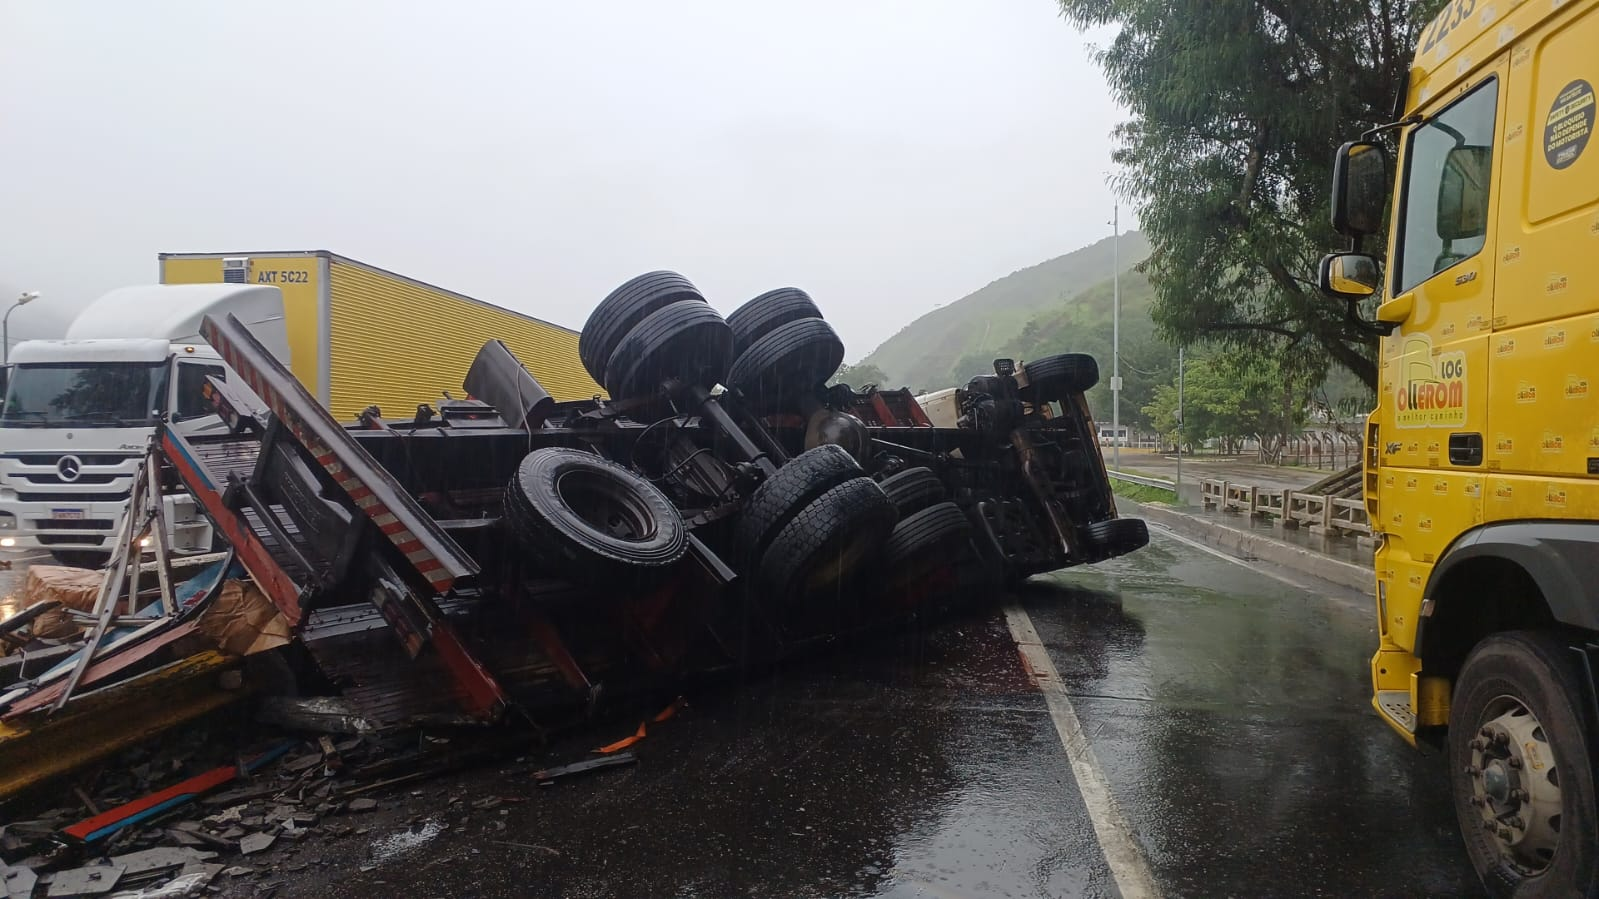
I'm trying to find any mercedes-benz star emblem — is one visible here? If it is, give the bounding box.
[57,455,83,482]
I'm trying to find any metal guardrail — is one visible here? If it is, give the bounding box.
[1107,470,1177,491]
[1199,478,1371,537]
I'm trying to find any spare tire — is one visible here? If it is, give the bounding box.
[878,467,945,517]
[1022,353,1099,401]
[726,318,845,411]
[757,475,897,603]
[580,271,704,385]
[727,288,823,356]
[732,444,862,568]
[504,447,688,586]
[603,300,734,401]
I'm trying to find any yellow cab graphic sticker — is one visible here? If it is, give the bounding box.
[1396,334,1466,428]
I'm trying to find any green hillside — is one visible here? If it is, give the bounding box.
[858,231,1151,391]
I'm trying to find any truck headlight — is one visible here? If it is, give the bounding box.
[0,512,15,530]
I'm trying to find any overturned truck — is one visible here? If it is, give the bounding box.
[164,274,1147,724]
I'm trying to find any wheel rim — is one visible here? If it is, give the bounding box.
[556,470,658,542]
[1466,693,1563,874]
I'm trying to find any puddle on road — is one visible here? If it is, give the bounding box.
[368,818,444,863]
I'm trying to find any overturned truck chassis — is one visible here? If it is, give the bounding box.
[158,311,1146,727]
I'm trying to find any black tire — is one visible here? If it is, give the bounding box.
[602,300,734,401]
[579,271,705,385]
[878,467,946,518]
[732,444,862,567]
[883,501,972,577]
[1023,353,1099,401]
[727,288,823,356]
[505,447,688,586]
[1082,517,1148,559]
[757,476,897,602]
[1448,631,1598,898]
[726,318,846,412]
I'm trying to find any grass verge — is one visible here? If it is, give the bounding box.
[1110,479,1177,505]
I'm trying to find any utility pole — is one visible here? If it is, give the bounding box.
[1176,346,1184,496]
[4,292,40,365]
[1111,205,1121,471]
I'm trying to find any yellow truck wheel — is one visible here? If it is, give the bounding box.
[1449,631,1598,897]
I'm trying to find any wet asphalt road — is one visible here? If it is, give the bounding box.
[245,528,1478,899]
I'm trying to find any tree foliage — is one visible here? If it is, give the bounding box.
[830,361,891,389]
[1058,0,1446,388]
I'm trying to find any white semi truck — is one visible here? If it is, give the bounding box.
[0,284,288,563]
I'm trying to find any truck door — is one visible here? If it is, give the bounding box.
[1375,65,1505,652]
[172,359,228,436]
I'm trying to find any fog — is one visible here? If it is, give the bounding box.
[0,0,1127,362]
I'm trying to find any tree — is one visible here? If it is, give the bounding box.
[830,361,892,389]
[1057,0,1446,389]
[1142,352,1314,459]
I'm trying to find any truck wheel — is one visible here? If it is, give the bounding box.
[726,318,845,412]
[603,300,733,401]
[758,475,897,603]
[1023,353,1099,401]
[1082,518,1149,559]
[504,447,688,586]
[580,271,705,385]
[732,444,862,568]
[878,467,946,517]
[1449,631,1598,898]
[882,501,971,586]
[727,288,823,356]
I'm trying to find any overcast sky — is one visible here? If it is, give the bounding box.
[0,1,1129,362]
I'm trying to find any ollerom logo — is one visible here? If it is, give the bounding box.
[1396,335,1466,428]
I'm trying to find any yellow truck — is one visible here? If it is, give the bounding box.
[160,250,600,420]
[1318,0,1599,892]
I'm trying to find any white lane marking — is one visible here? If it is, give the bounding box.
[1145,523,1321,592]
[1003,604,1161,899]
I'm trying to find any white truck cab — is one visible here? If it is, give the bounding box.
[0,284,287,562]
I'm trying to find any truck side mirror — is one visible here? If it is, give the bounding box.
[1330,141,1389,237]
[1318,253,1380,300]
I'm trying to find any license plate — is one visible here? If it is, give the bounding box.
[51,508,85,521]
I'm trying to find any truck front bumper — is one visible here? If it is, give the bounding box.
[0,494,215,556]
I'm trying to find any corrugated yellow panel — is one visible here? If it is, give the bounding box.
[328,260,599,420]
[160,255,323,392]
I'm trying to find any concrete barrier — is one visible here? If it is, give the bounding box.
[1122,500,1372,592]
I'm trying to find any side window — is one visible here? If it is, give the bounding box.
[1395,78,1499,293]
[176,363,225,419]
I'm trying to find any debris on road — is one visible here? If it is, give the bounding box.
[532,752,638,785]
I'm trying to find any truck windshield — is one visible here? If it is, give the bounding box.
[0,362,168,428]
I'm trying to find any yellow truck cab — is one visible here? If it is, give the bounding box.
[1319,0,1599,893]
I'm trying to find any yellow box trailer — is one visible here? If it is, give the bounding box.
[159,251,600,420]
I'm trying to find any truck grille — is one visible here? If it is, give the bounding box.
[4,453,135,466]
[15,491,129,503]
[18,472,120,485]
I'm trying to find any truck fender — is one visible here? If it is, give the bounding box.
[1421,520,1599,636]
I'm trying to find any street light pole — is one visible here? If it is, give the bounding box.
[1176,346,1184,496]
[4,292,40,365]
[1111,205,1121,471]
